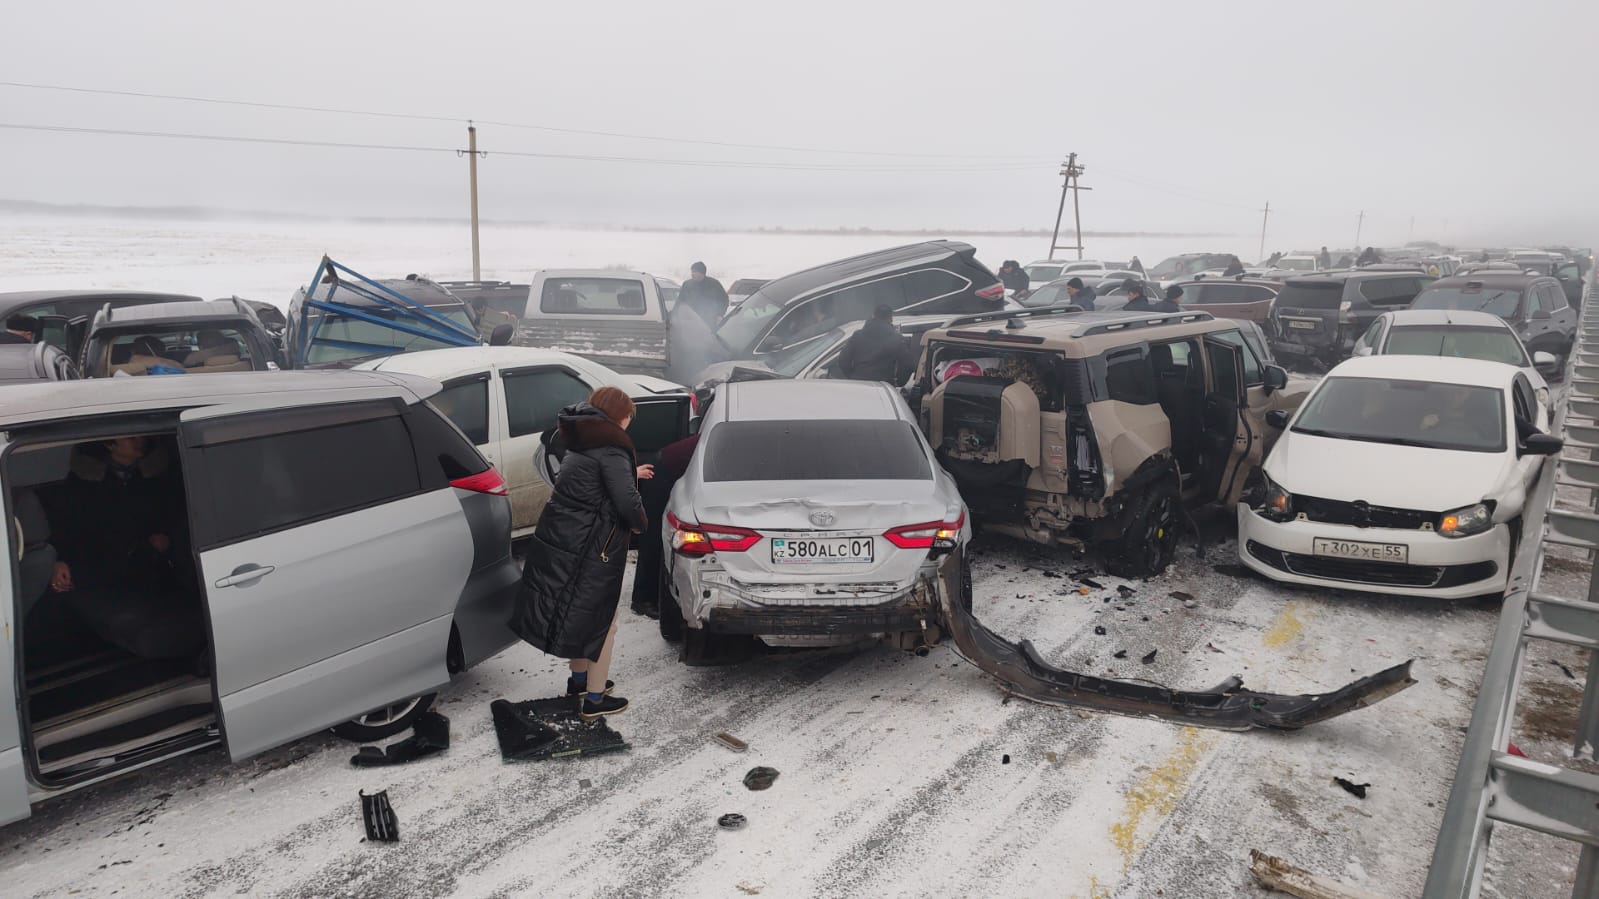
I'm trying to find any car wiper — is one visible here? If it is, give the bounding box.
[1471,291,1508,312]
[1291,427,1434,449]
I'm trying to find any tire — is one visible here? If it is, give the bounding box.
[331,692,436,742]
[658,564,685,644]
[1102,476,1181,579]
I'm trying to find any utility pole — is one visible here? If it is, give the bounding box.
[1354,209,1365,248]
[1047,153,1089,261]
[459,122,485,280]
[1258,201,1271,263]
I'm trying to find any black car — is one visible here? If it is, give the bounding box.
[712,241,1005,360]
[286,273,480,369]
[82,299,284,377]
[1408,273,1577,369]
[0,342,80,386]
[1268,271,1435,370]
[0,290,200,359]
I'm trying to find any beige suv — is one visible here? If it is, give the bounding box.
[910,308,1310,577]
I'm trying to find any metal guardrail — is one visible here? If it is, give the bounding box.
[1425,267,1599,899]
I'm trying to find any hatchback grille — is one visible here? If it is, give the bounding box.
[1283,553,1443,587]
[1297,496,1434,531]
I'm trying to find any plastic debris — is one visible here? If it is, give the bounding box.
[1080,577,1105,589]
[1002,754,1011,764]
[1093,625,1107,636]
[1045,751,1058,764]
[1141,649,1158,665]
[579,778,592,788]
[743,767,780,791]
[490,697,627,761]
[1204,642,1225,653]
[1078,587,1091,595]
[359,790,399,843]
[1170,591,1195,602]
[1333,777,1370,799]
[718,813,748,830]
[351,712,450,768]
[1507,742,1527,758]
[1113,650,1128,659]
[1117,585,1135,597]
[715,732,750,753]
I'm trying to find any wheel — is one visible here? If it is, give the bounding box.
[331,692,436,742]
[1102,476,1181,579]
[658,564,685,644]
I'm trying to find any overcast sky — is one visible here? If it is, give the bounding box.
[2,0,1595,248]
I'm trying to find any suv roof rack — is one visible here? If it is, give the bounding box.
[1075,311,1215,338]
[942,305,1084,330]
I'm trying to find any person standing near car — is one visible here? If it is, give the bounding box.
[510,387,651,721]
[678,261,729,328]
[998,260,1030,294]
[1065,277,1096,311]
[1128,256,1145,275]
[838,304,918,384]
[1154,284,1183,313]
[0,315,38,344]
[1122,279,1155,312]
[1318,246,1332,269]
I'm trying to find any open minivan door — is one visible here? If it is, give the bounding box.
[176,398,473,760]
[1200,335,1258,506]
[0,489,33,825]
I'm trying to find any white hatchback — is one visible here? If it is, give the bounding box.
[1238,355,1562,599]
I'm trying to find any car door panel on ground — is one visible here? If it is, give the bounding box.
[180,401,474,760]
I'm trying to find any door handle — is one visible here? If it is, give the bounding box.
[214,564,275,588]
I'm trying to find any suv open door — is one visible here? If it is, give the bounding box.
[1199,335,1258,505]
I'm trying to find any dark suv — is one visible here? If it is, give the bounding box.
[0,290,199,360]
[1408,273,1577,370]
[1268,271,1435,370]
[82,299,283,377]
[712,241,1005,360]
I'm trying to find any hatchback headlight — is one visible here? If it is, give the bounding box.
[1439,502,1495,538]
[1260,473,1294,522]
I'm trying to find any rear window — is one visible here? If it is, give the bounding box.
[702,419,931,481]
[1025,264,1064,281]
[1410,286,1524,319]
[540,278,649,316]
[1385,326,1529,366]
[1192,283,1273,304]
[1274,282,1345,310]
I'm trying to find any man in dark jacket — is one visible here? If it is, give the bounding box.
[50,436,205,660]
[1222,258,1245,276]
[1318,246,1332,269]
[0,315,38,345]
[1153,284,1183,313]
[678,261,729,328]
[998,260,1030,294]
[511,392,648,720]
[629,424,704,619]
[838,305,917,384]
[1357,246,1382,267]
[1064,277,1096,311]
[1122,279,1155,311]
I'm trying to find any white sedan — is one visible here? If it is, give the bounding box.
[1351,308,1557,410]
[1238,355,1562,599]
[660,379,971,664]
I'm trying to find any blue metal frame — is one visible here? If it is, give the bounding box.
[294,255,480,366]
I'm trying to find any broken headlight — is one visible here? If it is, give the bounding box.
[1438,501,1494,538]
[1260,473,1295,522]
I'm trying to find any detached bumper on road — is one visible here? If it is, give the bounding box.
[1237,505,1509,600]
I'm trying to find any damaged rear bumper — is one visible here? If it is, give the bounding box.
[934,553,1415,731]
[705,604,931,636]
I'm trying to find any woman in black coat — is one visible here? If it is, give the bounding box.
[509,387,650,720]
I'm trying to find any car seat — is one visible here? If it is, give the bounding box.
[617,289,645,313]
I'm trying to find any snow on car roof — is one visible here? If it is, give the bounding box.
[722,379,906,422]
[1327,353,1522,387]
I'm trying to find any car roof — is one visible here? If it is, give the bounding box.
[0,370,439,430]
[746,240,977,305]
[721,379,907,422]
[1176,275,1281,288]
[92,299,258,328]
[927,309,1226,352]
[1327,354,1521,387]
[536,269,655,281]
[1381,309,1512,328]
[0,289,202,307]
[1426,273,1543,289]
[1284,270,1422,285]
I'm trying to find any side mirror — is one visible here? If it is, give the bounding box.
[1265,409,1290,429]
[1534,351,1559,374]
[1262,364,1289,394]
[1522,433,1563,456]
[489,323,515,346]
[1531,309,1551,321]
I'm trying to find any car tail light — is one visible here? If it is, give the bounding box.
[884,513,965,550]
[668,511,761,555]
[451,468,508,496]
[975,283,1006,301]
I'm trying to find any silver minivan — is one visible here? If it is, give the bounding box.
[0,372,520,825]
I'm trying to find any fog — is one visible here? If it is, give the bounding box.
[2,0,1595,248]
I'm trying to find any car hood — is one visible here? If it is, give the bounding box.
[1266,432,1514,511]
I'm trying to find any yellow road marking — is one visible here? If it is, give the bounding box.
[1263,600,1306,649]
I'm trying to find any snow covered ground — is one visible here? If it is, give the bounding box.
[0,215,1583,897]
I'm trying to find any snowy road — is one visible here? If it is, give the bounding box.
[4,523,1564,899]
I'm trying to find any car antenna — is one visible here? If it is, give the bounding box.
[1006,316,1026,330]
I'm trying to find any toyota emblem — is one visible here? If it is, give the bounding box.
[810,509,836,527]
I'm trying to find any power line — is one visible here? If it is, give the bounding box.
[0,121,1046,173]
[0,79,1052,163]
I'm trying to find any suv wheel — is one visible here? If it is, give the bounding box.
[1103,477,1181,579]
[658,565,685,643]
[331,693,436,742]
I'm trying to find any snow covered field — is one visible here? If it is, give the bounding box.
[0,215,1585,898]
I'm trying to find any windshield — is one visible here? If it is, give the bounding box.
[1025,264,1064,282]
[1384,326,1529,367]
[1292,376,1506,453]
[715,291,787,354]
[1410,287,1523,318]
[764,331,839,376]
[702,419,932,481]
[1277,258,1315,271]
[1021,283,1070,307]
[305,308,475,365]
